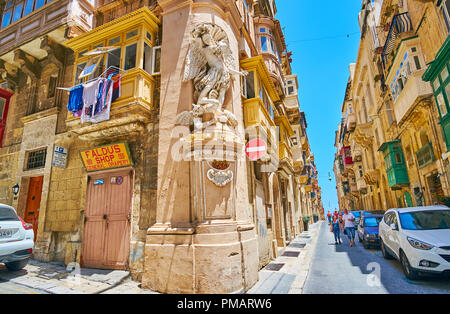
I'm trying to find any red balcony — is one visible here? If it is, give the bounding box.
[340,146,353,167]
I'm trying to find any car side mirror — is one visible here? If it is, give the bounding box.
[390,223,398,231]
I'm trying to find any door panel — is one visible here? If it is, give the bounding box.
[104,173,131,268]
[82,174,109,268]
[24,176,43,241]
[82,170,132,270]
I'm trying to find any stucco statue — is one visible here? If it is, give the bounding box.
[176,23,245,130]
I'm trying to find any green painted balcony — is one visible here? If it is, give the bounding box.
[379,140,410,189]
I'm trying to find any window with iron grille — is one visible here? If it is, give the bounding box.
[26,148,47,170]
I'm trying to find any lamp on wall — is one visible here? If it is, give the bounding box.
[12,184,19,198]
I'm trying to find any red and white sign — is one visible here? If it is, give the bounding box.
[246,138,267,161]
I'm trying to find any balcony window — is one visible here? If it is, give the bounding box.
[124,43,137,70]
[440,0,450,32]
[12,3,23,23]
[1,0,53,29]
[389,47,424,103]
[260,36,268,52]
[241,70,255,99]
[415,142,436,169]
[431,62,450,119]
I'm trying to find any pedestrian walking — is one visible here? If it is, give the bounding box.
[342,209,356,247]
[333,209,339,220]
[327,210,332,225]
[330,215,342,245]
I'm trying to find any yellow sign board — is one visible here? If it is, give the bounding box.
[80,142,133,172]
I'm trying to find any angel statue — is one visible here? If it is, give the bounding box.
[176,23,246,130]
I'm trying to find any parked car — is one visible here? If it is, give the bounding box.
[379,205,450,280]
[0,204,34,271]
[357,215,383,249]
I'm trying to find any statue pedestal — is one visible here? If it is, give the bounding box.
[142,125,259,293]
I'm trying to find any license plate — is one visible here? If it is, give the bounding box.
[0,229,14,239]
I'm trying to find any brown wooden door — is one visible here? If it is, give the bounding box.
[24,176,44,241]
[82,170,132,270]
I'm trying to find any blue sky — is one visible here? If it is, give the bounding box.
[276,1,362,211]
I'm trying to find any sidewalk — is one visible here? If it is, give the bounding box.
[247,221,323,294]
[0,259,157,294]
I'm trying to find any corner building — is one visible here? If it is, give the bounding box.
[0,0,322,293]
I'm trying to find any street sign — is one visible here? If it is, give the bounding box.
[245,138,267,161]
[52,145,68,168]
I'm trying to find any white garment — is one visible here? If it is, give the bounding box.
[89,79,112,123]
[343,213,355,228]
[81,79,102,124]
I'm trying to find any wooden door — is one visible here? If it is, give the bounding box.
[82,170,132,270]
[24,176,44,240]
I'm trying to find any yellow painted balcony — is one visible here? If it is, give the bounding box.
[346,113,356,132]
[292,147,304,173]
[279,141,293,163]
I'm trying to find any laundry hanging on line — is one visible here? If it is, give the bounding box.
[66,74,121,123]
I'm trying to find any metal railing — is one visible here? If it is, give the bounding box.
[382,12,413,69]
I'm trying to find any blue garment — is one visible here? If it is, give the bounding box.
[67,85,84,114]
[345,227,356,240]
[332,221,340,231]
[94,79,105,115]
[333,228,341,243]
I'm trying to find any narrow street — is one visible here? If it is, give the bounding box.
[303,222,450,294]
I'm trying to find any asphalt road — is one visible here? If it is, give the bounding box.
[0,279,46,294]
[303,222,450,294]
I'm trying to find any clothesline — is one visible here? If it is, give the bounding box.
[57,66,127,92]
[66,66,122,124]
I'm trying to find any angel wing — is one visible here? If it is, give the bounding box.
[217,40,235,73]
[175,111,194,126]
[183,38,207,82]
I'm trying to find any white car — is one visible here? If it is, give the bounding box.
[379,205,450,280]
[0,204,34,271]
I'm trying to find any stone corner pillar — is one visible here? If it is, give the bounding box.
[141,0,259,294]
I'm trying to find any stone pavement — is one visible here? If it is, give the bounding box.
[0,259,158,294]
[247,221,323,294]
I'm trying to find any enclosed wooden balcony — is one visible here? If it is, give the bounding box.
[392,69,433,125]
[0,0,94,58]
[241,56,280,150]
[62,7,160,140]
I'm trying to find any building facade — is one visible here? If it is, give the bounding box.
[0,0,322,293]
[334,0,450,213]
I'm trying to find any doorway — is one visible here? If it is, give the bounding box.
[81,169,133,270]
[24,176,44,241]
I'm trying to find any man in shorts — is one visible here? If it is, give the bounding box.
[342,209,356,247]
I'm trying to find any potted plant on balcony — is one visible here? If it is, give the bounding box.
[313,213,319,223]
[302,216,310,231]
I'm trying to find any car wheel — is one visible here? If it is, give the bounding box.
[5,258,29,271]
[400,251,420,281]
[380,239,393,260]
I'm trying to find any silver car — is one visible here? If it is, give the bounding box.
[0,204,34,271]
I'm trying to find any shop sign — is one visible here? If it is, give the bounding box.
[52,146,68,168]
[80,142,133,172]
